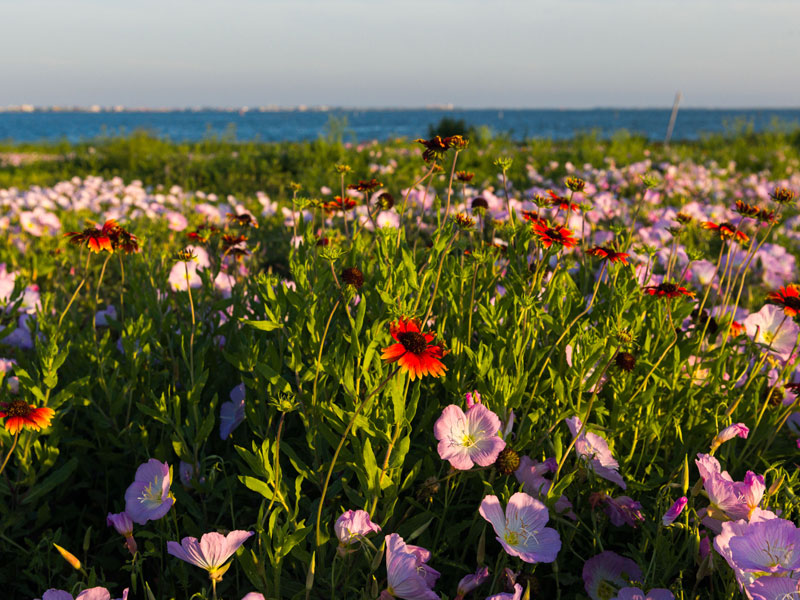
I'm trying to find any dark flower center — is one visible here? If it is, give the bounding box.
[341,267,364,289]
[472,197,489,210]
[658,283,678,294]
[495,447,520,475]
[545,228,565,241]
[783,296,800,310]
[615,352,636,372]
[398,331,428,354]
[5,399,31,418]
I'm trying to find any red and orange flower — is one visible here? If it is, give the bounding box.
[642,282,695,299]
[322,196,357,214]
[767,284,800,317]
[587,246,629,265]
[64,219,118,253]
[701,221,749,244]
[348,179,383,194]
[531,221,578,249]
[546,190,580,213]
[381,318,447,380]
[0,400,55,435]
[521,210,546,226]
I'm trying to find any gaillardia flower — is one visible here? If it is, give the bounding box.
[381,318,447,380]
[64,219,118,254]
[322,196,357,214]
[547,190,580,212]
[479,492,561,564]
[766,284,800,317]
[702,221,749,243]
[124,459,175,525]
[433,404,505,470]
[167,530,254,582]
[531,221,578,249]
[642,282,695,299]
[0,399,55,434]
[588,246,630,265]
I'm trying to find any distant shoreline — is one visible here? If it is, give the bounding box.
[2,106,800,114]
[2,108,799,144]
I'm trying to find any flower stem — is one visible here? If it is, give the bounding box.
[0,431,20,477]
[183,262,196,388]
[315,367,399,547]
[57,252,92,331]
[443,150,460,223]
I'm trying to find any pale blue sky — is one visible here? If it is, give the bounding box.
[2,0,798,108]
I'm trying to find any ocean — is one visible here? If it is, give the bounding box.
[1,108,798,144]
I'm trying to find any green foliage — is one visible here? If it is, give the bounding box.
[0,132,798,598]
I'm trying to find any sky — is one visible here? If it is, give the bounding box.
[2,0,799,109]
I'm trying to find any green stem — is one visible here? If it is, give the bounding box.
[0,431,20,477]
[315,367,399,547]
[57,252,92,330]
[183,261,196,388]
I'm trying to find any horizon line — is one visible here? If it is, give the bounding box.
[2,105,800,113]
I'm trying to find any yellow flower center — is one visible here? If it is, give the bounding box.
[139,478,162,505]
[503,530,519,546]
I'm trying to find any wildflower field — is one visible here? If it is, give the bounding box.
[2,129,800,600]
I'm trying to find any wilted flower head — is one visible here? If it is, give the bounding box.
[770,187,796,205]
[582,551,643,600]
[348,178,383,193]
[710,423,749,452]
[219,383,246,440]
[124,459,174,525]
[167,530,254,582]
[594,494,644,528]
[454,213,476,229]
[334,510,381,546]
[566,416,626,489]
[341,266,364,289]
[455,566,489,599]
[434,404,505,470]
[494,447,521,475]
[107,512,137,555]
[479,492,561,563]
[565,177,586,193]
[662,497,688,526]
[614,588,675,600]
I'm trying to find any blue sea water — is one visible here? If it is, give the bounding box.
[0,108,798,143]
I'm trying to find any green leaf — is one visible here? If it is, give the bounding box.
[22,458,79,505]
[242,319,282,332]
